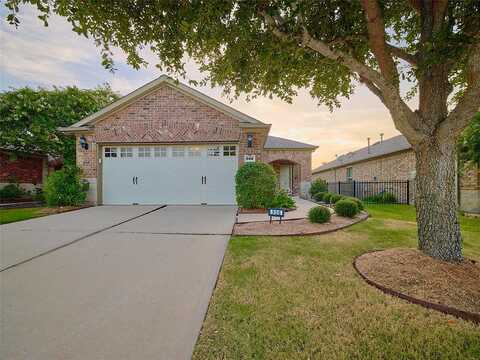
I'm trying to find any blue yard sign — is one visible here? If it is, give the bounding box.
[268,208,285,224]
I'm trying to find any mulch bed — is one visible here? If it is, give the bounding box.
[37,205,92,216]
[354,248,480,324]
[233,211,368,236]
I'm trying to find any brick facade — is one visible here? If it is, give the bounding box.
[74,82,314,203]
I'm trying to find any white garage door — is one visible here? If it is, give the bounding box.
[102,144,238,205]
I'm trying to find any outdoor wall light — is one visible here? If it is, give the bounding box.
[247,134,253,148]
[79,136,89,150]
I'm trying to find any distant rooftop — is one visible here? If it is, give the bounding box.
[313,135,412,173]
[265,135,317,150]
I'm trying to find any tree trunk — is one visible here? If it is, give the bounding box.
[415,138,463,262]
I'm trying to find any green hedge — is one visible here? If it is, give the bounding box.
[313,191,326,202]
[235,162,277,209]
[335,199,359,218]
[363,192,397,204]
[308,206,331,223]
[271,189,296,209]
[0,183,25,200]
[342,196,364,210]
[329,193,343,204]
[44,166,89,206]
[309,179,328,197]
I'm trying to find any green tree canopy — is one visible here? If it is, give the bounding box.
[458,113,480,166]
[0,85,118,164]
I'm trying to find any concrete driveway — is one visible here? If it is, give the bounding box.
[0,205,236,360]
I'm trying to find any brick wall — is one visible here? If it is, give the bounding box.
[313,150,416,182]
[0,150,45,185]
[238,127,270,165]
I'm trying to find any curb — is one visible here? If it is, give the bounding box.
[353,250,480,325]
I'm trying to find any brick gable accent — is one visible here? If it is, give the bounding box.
[94,85,240,143]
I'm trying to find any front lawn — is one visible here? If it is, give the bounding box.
[0,207,44,225]
[193,205,480,359]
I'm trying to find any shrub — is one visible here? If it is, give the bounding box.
[313,191,327,202]
[329,193,344,204]
[342,196,364,210]
[364,192,397,204]
[271,189,296,209]
[0,183,25,200]
[235,162,277,209]
[335,199,359,218]
[323,193,332,203]
[309,179,328,197]
[44,166,89,206]
[308,206,331,223]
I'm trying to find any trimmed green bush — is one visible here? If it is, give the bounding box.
[309,179,328,197]
[342,196,364,210]
[364,192,397,204]
[313,191,327,202]
[329,194,343,204]
[323,193,332,203]
[235,162,277,208]
[335,199,359,218]
[308,206,331,223]
[0,183,25,200]
[272,189,296,209]
[44,166,89,206]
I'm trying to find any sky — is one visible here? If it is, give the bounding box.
[1,7,405,168]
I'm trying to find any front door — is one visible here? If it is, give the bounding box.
[279,165,292,192]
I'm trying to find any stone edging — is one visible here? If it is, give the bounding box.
[234,211,369,236]
[353,250,480,325]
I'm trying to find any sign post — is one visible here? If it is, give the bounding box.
[268,208,285,224]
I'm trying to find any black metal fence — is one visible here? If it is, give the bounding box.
[327,180,412,204]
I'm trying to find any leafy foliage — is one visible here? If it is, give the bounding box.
[0,86,118,164]
[308,206,331,224]
[309,179,328,197]
[342,196,364,211]
[313,191,327,202]
[364,192,398,204]
[271,189,295,209]
[329,194,344,204]
[458,113,480,166]
[43,166,89,206]
[334,199,359,218]
[323,193,332,204]
[235,162,277,209]
[0,183,25,200]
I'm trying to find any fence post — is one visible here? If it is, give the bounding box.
[338,182,341,195]
[353,180,356,198]
[407,180,410,205]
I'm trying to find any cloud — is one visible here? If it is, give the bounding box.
[1,7,402,167]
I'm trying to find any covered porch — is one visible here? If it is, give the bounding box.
[269,159,301,195]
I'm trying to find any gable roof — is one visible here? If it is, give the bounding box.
[313,135,412,173]
[265,135,317,150]
[59,75,269,133]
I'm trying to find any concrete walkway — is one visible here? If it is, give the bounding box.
[1,205,236,360]
[237,197,318,223]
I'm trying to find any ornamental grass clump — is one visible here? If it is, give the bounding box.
[335,199,359,218]
[308,206,331,224]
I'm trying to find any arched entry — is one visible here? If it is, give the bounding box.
[269,159,300,194]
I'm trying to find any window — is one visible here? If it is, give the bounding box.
[138,147,151,158]
[244,154,255,162]
[172,146,185,157]
[154,146,167,158]
[187,146,201,157]
[120,147,133,158]
[207,146,220,157]
[223,145,236,156]
[346,167,353,181]
[104,147,117,158]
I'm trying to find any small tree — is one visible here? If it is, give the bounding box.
[44,166,89,206]
[0,86,118,165]
[235,162,277,209]
[309,179,328,197]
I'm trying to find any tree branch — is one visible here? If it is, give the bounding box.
[439,41,480,140]
[360,76,384,103]
[361,0,399,84]
[385,43,418,67]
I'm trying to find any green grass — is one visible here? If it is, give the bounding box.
[193,205,480,359]
[0,207,44,225]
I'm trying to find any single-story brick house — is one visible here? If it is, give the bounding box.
[60,75,317,205]
[0,148,50,192]
[312,135,480,214]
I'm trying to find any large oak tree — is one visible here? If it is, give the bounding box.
[5,0,480,261]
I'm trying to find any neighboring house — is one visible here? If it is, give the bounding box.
[59,75,317,205]
[312,135,480,214]
[0,148,50,192]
